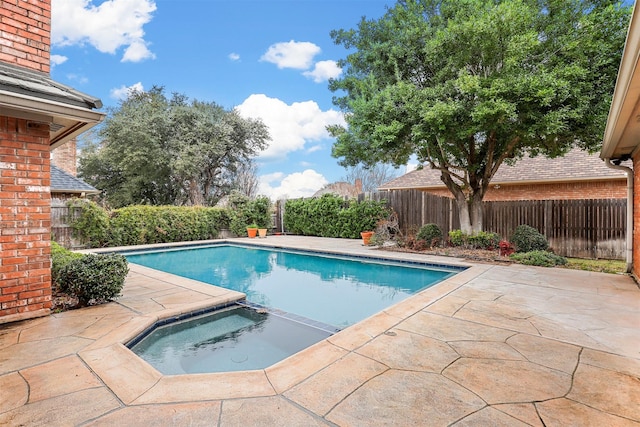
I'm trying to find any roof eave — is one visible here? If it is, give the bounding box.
[0,90,105,149]
[601,4,640,160]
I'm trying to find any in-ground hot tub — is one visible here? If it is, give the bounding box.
[128,304,335,374]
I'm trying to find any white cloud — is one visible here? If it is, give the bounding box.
[50,54,68,66]
[110,82,144,100]
[66,73,88,84]
[258,169,328,200]
[306,145,323,154]
[260,40,321,70]
[121,39,155,62]
[229,52,240,61]
[303,60,342,83]
[237,94,345,159]
[51,0,157,62]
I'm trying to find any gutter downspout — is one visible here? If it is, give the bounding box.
[604,159,633,273]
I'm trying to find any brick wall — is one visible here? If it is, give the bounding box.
[424,180,627,201]
[0,0,51,73]
[0,116,52,323]
[634,155,639,280]
[50,139,76,175]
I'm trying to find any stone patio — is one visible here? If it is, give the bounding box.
[0,236,638,426]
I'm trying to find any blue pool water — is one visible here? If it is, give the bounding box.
[130,306,332,374]
[125,244,459,329]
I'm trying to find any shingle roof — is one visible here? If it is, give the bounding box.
[0,62,102,110]
[379,148,629,190]
[50,165,99,194]
[313,181,360,198]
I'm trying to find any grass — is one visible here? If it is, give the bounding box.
[564,258,627,274]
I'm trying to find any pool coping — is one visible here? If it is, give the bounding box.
[78,238,483,405]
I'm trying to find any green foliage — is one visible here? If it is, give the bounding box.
[448,230,500,249]
[284,194,390,239]
[58,253,129,306]
[510,225,549,253]
[108,205,229,246]
[328,0,631,233]
[227,191,272,236]
[66,200,229,247]
[51,241,83,287]
[78,86,270,208]
[510,251,567,267]
[416,223,443,247]
[67,199,110,247]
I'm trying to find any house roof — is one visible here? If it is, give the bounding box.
[379,148,628,190]
[0,62,105,148]
[50,165,100,195]
[313,181,361,198]
[601,4,640,160]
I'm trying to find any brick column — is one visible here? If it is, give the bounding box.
[0,116,52,323]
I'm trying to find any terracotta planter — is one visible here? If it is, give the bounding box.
[258,228,267,238]
[247,227,258,238]
[360,231,374,245]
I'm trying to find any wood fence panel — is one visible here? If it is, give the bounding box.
[369,192,626,259]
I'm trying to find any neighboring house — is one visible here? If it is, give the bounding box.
[313,179,363,199]
[378,148,628,202]
[601,4,639,279]
[0,0,104,323]
[50,164,100,201]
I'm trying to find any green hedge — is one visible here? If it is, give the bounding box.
[283,194,390,239]
[67,199,230,248]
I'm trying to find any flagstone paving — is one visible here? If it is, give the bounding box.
[0,236,638,426]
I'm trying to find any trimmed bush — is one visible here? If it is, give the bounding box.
[227,191,272,236]
[58,253,129,306]
[416,223,443,247]
[283,194,390,239]
[510,250,567,267]
[51,241,83,287]
[448,230,500,250]
[511,225,549,253]
[67,198,230,247]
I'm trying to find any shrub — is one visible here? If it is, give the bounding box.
[448,230,500,249]
[67,199,110,247]
[448,230,467,247]
[283,195,390,239]
[511,225,549,253]
[58,253,129,306]
[51,241,83,287]
[510,250,567,267]
[227,191,272,236]
[416,224,443,247]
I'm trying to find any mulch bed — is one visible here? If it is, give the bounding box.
[377,245,515,265]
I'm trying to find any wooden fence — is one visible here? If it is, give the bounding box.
[361,190,626,259]
[51,200,84,249]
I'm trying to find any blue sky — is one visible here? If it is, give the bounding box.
[50,0,401,199]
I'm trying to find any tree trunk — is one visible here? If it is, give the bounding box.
[453,193,484,234]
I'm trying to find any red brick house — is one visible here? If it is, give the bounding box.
[601,4,639,279]
[0,0,104,323]
[379,148,628,202]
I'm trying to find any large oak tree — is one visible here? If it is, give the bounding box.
[329,0,630,233]
[79,87,269,207]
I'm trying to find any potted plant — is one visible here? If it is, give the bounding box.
[246,223,258,238]
[360,231,374,245]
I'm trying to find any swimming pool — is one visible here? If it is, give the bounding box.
[124,244,461,328]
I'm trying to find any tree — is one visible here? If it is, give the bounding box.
[79,86,270,207]
[340,163,400,192]
[329,0,630,233]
